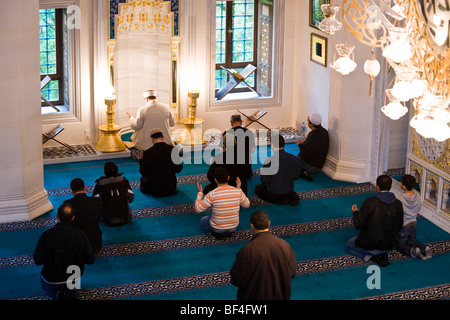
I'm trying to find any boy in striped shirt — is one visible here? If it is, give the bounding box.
[195,167,250,239]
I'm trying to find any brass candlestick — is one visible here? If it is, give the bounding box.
[179,90,206,145]
[96,95,126,152]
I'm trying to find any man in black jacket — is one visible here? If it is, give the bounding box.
[346,175,404,267]
[203,133,249,195]
[221,114,255,181]
[33,203,95,300]
[230,210,297,300]
[295,113,329,181]
[138,128,183,197]
[64,178,103,253]
[93,162,135,227]
[255,134,301,206]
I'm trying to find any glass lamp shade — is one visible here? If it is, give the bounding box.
[410,113,450,141]
[331,57,357,75]
[410,91,450,141]
[382,28,413,63]
[382,89,408,120]
[382,101,408,120]
[392,81,414,101]
[318,4,342,35]
[410,79,428,98]
[364,57,380,77]
[331,44,357,75]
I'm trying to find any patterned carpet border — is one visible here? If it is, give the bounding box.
[0,183,375,233]
[358,283,450,300]
[0,217,354,269]
[0,217,440,270]
[9,240,450,300]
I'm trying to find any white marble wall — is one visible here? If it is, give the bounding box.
[0,0,53,222]
[114,32,172,129]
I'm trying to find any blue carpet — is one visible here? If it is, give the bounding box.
[0,143,449,302]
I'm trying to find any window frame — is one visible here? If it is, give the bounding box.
[40,0,82,124]
[215,1,258,93]
[207,0,285,111]
[40,8,65,107]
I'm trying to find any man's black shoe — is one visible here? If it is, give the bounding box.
[290,194,300,206]
[211,232,233,240]
[369,253,390,267]
[299,169,313,181]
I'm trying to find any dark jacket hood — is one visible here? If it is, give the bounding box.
[375,191,397,204]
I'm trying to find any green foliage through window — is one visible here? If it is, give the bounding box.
[39,9,59,102]
[215,0,255,90]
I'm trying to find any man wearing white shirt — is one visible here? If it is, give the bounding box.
[127,89,175,150]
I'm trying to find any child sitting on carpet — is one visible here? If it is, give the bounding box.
[195,167,250,240]
[396,174,432,260]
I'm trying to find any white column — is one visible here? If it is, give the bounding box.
[322,41,379,184]
[0,0,53,222]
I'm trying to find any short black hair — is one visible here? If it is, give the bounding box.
[376,174,392,191]
[58,203,74,223]
[401,174,416,191]
[104,161,118,177]
[250,211,270,230]
[70,178,85,192]
[230,114,242,123]
[150,131,164,139]
[214,167,229,184]
[271,134,285,149]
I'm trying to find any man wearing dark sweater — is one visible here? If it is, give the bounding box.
[255,135,301,206]
[64,178,103,253]
[221,114,255,181]
[346,175,404,267]
[138,128,183,197]
[295,113,329,181]
[33,203,96,300]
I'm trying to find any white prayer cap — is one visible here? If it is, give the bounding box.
[149,128,163,137]
[309,113,322,126]
[143,90,157,98]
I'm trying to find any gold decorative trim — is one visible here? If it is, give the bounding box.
[442,181,450,216]
[412,130,450,175]
[424,171,439,209]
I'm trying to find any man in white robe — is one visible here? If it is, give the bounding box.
[126,90,175,150]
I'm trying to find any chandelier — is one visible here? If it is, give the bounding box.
[323,0,450,142]
[330,43,358,75]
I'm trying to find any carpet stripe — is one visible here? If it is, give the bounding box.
[0,183,375,233]
[8,240,450,300]
[358,283,450,300]
[0,217,354,268]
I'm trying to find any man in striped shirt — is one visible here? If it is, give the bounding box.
[195,167,250,239]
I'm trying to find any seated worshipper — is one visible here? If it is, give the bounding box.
[396,174,432,260]
[255,135,301,206]
[346,175,404,267]
[138,128,183,197]
[195,167,250,240]
[126,89,175,150]
[64,178,103,253]
[221,114,256,180]
[203,133,250,196]
[294,113,329,181]
[93,161,135,227]
[33,203,96,300]
[230,210,297,300]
